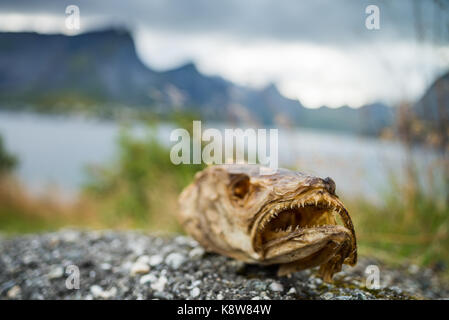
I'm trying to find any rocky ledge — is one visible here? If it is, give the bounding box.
[0,230,448,300]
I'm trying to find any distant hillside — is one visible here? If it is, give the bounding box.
[0,29,395,135]
[414,71,449,126]
[301,103,394,136]
[412,71,449,147]
[0,30,160,106]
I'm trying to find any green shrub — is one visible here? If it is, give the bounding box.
[83,121,204,229]
[0,135,17,175]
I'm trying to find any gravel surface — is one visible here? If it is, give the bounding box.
[0,230,448,300]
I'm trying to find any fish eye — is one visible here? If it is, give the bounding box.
[231,175,250,199]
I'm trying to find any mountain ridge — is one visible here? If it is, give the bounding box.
[0,28,395,135]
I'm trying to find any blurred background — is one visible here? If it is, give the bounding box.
[0,1,448,273]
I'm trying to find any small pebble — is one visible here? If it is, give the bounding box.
[321,292,334,300]
[189,247,205,260]
[354,291,367,300]
[269,282,284,292]
[151,276,167,292]
[287,287,296,295]
[260,292,271,300]
[334,295,352,300]
[190,287,200,298]
[253,282,267,291]
[408,264,419,274]
[165,253,186,270]
[130,261,150,276]
[100,263,112,270]
[90,285,117,299]
[148,255,164,266]
[47,266,64,279]
[139,274,157,285]
[90,285,103,297]
[7,285,21,299]
[136,255,151,265]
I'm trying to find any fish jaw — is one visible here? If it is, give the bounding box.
[250,188,357,280]
[267,225,353,282]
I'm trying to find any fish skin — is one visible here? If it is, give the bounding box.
[178,164,357,282]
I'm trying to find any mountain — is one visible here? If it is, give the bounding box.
[0,29,394,134]
[0,29,160,105]
[414,71,449,126]
[412,71,449,147]
[301,102,394,136]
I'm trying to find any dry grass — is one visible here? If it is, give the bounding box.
[0,176,101,233]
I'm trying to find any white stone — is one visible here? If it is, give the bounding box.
[148,255,164,266]
[151,276,167,292]
[61,231,78,242]
[321,292,334,300]
[100,263,112,270]
[7,285,21,299]
[130,261,150,276]
[90,285,103,297]
[189,280,201,289]
[287,287,296,295]
[189,247,205,260]
[408,264,419,274]
[174,236,190,245]
[165,252,186,269]
[90,285,117,299]
[139,274,157,285]
[136,255,151,264]
[269,282,284,292]
[190,287,200,298]
[47,266,64,279]
[102,287,117,299]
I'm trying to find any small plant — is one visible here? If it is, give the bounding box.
[83,121,205,230]
[0,135,17,175]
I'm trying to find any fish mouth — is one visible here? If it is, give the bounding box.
[253,191,357,265]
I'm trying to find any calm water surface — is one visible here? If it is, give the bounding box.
[0,111,443,203]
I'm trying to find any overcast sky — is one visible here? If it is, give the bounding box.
[0,0,448,108]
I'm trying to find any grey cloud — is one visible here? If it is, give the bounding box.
[0,0,446,46]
